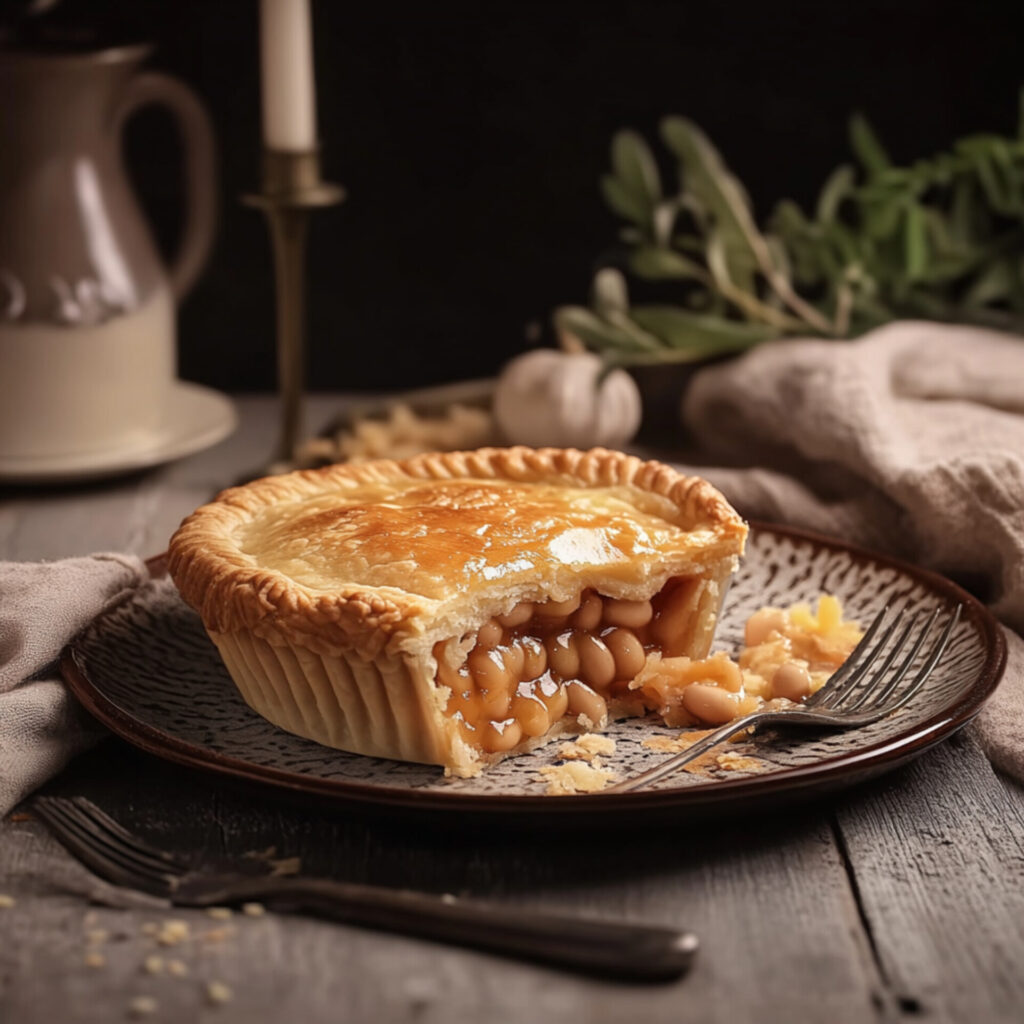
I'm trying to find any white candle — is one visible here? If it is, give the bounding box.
[260,0,318,151]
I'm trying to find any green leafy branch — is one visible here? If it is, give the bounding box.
[556,101,1024,365]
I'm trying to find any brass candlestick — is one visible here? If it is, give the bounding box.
[244,150,344,465]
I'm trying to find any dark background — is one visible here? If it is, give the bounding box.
[9,0,1024,392]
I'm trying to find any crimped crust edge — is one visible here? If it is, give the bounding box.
[167,446,747,660]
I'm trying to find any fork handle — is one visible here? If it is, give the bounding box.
[604,714,762,794]
[183,876,696,981]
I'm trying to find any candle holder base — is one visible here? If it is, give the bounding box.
[243,149,345,210]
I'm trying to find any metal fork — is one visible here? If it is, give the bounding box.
[605,602,962,794]
[32,795,696,982]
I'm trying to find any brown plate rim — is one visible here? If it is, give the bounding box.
[60,521,1008,816]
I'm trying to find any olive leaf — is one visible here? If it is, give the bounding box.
[849,114,892,173]
[817,165,856,224]
[599,130,664,236]
[903,204,929,279]
[592,267,630,317]
[571,98,1024,368]
[630,305,777,356]
[601,175,649,228]
[553,305,662,354]
[660,116,762,293]
[628,246,709,281]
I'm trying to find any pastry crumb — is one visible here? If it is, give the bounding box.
[128,995,158,1018]
[203,926,235,944]
[539,760,616,795]
[84,951,106,969]
[142,955,165,975]
[155,919,190,946]
[556,734,616,761]
[205,906,233,920]
[269,856,301,877]
[206,981,234,1005]
[166,959,189,978]
[641,730,727,774]
[85,928,110,945]
[241,902,265,917]
[0,894,15,908]
[242,845,277,860]
[642,731,706,755]
[715,751,765,773]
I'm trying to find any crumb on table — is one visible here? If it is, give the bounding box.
[128,995,158,1018]
[206,980,234,1005]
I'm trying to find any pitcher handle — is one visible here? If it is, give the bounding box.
[117,72,218,302]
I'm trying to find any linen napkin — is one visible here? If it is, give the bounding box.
[0,553,147,816]
[681,320,1024,782]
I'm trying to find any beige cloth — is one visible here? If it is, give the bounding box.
[681,320,1024,781]
[0,553,147,815]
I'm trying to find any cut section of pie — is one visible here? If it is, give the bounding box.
[168,447,748,777]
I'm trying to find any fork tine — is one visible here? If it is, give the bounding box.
[858,606,943,712]
[836,611,925,713]
[873,605,961,716]
[805,603,894,709]
[34,797,183,896]
[67,798,189,875]
[35,798,172,895]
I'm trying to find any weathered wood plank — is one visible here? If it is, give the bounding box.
[836,730,1024,1023]
[3,743,889,1024]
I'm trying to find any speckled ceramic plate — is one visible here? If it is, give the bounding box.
[61,524,1005,819]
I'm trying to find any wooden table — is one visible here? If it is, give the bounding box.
[2,395,1023,1024]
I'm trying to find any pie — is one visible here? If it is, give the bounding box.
[167,447,748,777]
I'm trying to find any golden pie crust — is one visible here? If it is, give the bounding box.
[168,447,748,777]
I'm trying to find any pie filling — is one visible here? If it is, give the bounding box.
[434,576,708,753]
[632,594,863,727]
[436,590,863,754]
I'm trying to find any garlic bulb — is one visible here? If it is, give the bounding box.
[493,349,642,449]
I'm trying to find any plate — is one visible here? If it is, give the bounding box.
[61,524,1006,821]
[0,382,237,484]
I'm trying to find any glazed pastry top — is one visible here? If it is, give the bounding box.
[237,478,726,600]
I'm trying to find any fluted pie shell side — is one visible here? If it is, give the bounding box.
[168,447,748,777]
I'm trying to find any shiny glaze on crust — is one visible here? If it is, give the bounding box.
[237,479,704,599]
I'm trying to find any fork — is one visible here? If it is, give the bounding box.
[32,795,696,982]
[605,602,962,794]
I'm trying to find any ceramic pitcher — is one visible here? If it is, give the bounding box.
[0,43,216,461]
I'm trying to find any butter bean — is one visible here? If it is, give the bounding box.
[566,680,608,726]
[602,627,646,679]
[536,594,582,618]
[652,579,700,655]
[468,647,509,691]
[539,680,569,721]
[681,683,740,725]
[481,718,523,753]
[745,607,787,647]
[576,633,616,690]
[476,619,504,650]
[772,662,812,701]
[520,636,547,680]
[572,592,603,631]
[497,602,533,629]
[502,643,526,681]
[603,598,653,629]
[545,631,580,680]
[512,692,551,737]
